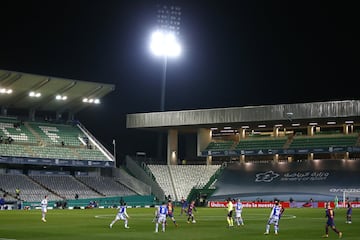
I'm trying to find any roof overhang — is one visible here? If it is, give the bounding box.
[0,69,115,114]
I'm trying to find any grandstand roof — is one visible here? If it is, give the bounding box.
[126,100,360,132]
[0,69,115,114]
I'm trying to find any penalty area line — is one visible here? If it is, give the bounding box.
[0,238,17,240]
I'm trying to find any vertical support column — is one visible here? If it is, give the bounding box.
[239,127,248,163]
[343,124,353,134]
[29,108,36,121]
[273,127,279,137]
[240,154,245,163]
[167,129,178,165]
[349,124,354,134]
[197,128,211,157]
[240,128,246,139]
[68,111,75,122]
[307,124,314,160]
[273,154,279,162]
[56,111,62,121]
[343,124,348,134]
[307,126,314,136]
[1,106,7,116]
[206,155,212,165]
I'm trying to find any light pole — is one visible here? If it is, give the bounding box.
[150,5,181,161]
[150,4,181,111]
[150,30,181,111]
[160,55,167,112]
[112,139,116,166]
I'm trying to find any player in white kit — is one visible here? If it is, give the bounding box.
[109,202,130,229]
[264,199,284,235]
[235,198,244,226]
[155,202,168,233]
[41,195,48,222]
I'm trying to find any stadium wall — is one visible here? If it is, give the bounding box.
[210,159,360,202]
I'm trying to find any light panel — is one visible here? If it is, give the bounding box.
[150,30,181,57]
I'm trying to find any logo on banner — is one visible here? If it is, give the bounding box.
[255,170,279,182]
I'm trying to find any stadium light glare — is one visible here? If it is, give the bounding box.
[0,88,13,94]
[56,95,67,101]
[150,30,181,57]
[82,98,100,104]
[29,91,41,98]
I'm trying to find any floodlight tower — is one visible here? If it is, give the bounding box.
[150,4,181,111]
[150,4,182,163]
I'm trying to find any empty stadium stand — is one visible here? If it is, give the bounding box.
[0,117,111,162]
[29,173,102,200]
[0,173,60,202]
[289,134,358,148]
[147,164,221,201]
[75,175,136,197]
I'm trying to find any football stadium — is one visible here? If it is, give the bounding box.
[1,69,359,239]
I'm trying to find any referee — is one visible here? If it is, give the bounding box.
[226,197,234,227]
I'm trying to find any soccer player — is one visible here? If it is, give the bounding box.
[264,199,283,235]
[41,195,48,222]
[226,197,234,227]
[323,201,342,238]
[180,196,188,216]
[234,198,244,226]
[187,200,197,223]
[155,202,168,233]
[167,199,178,227]
[109,202,130,229]
[346,201,352,224]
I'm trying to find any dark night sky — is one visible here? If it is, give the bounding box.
[0,0,359,159]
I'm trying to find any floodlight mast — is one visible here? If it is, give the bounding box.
[150,4,181,111]
[150,4,181,163]
[160,55,168,112]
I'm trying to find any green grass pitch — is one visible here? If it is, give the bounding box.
[0,207,359,240]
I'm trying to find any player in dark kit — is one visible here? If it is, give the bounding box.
[187,200,197,223]
[323,202,342,238]
[180,196,188,216]
[166,199,178,227]
[346,201,352,224]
